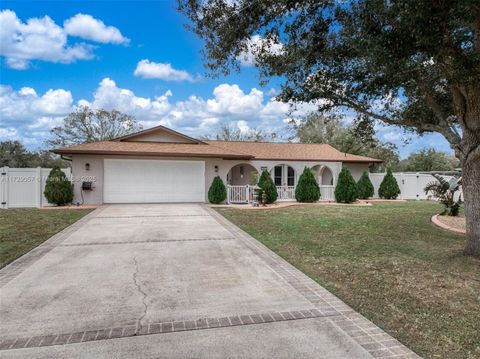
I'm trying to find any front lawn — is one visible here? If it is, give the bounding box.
[217,202,480,359]
[0,208,92,268]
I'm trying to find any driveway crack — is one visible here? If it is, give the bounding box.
[132,257,148,333]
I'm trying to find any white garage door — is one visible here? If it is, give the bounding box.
[104,159,205,203]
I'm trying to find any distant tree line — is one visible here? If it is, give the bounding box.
[0,141,69,168]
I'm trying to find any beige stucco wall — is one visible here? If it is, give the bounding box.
[343,162,371,181]
[70,154,347,204]
[124,132,193,143]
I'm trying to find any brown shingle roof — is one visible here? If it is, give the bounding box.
[204,141,382,163]
[53,140,381,163]
[53,141,253,159]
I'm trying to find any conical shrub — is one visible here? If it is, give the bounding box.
[257,170,278,204]
[208,176,227,204]
[357,171,374,199]
[295,167,320,202]
[44,166,74,206]
[378,168,401,199]
[334,167,358,203]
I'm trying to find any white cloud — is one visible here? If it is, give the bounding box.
[382,131,402,141]
[238,35,284,67]
[0,85,73,146]
[0,85,73,126]
[28,116,64,130]
[64,13,129,45]
[0,78,315,148]
[0,127,18,139]
[0,10,127,69]
[78,77,173,120]
[134,60,195,82]
[79,79,314,136]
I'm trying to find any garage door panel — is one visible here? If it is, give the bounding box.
[104,159,205,203]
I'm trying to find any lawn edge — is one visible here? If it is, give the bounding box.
[0,207,104,288]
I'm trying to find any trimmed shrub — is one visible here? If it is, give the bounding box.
[208,176,227,204]
[257,170,278,204]
[295,167,320,202]
[378,168,401,199]
[357,171,374,199]
[334,167,358,203]
[44,166,74,206]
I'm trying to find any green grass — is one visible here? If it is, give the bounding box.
[0,208,92,268]
[217,202,480,359]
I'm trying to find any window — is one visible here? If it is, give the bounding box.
[287,166,295,186]
[274,166,282,186]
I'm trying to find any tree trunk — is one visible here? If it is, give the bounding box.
[462,150,480,256]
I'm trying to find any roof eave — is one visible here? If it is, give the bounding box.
[52,149,253,160]
[251,157,383,163]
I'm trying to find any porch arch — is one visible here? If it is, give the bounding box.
[312,164,335,186]
[226,163,259,186]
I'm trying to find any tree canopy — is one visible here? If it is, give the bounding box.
[48,107,143,147]
[179,1,476,152]
[397,149,459,172]
[0,141,68,168]
[210,122,269,142]
[294,114,399,170]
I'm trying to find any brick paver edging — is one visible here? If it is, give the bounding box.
[205,205,421,359]
[0,206,106,288]
[431,214,466,234]
[0,308,329,350]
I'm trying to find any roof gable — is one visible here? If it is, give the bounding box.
[113,125,205,144]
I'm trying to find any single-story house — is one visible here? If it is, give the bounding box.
[53,125,381,204]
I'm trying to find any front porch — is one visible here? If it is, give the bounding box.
[226,163,335,204]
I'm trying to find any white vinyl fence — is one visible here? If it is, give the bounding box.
[369,172,457,200]
[0,167,71,209]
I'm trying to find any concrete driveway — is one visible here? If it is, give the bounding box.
[0,204,417,358]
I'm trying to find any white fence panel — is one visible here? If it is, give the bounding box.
[6,168,39,208]
[0,167,71,209]
[369,172,458,200]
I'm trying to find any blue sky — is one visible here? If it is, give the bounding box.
[0,1,452,158]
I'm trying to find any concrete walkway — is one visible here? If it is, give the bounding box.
[0,204,418,358]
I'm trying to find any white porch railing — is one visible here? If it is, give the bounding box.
[320,185,335,201]
[276,186,295,201]
[227,184,336,203]
[227,185,259,204]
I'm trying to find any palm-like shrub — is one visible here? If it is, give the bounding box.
[295,167,320,202]
[357,171,374,199]
[44,166,74,206]
[334,167,358,203]
[257,170,278,204]
[424,174,462,216]
[208,176,227,204]
[378,168,401,199]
